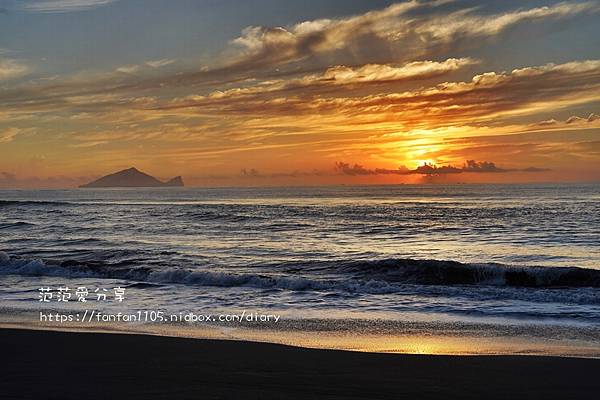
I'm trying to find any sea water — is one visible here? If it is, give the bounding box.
[1,184,599,355]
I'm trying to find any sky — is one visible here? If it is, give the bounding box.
[0,0,599,187]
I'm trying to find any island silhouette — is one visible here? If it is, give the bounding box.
[79,167,184,188]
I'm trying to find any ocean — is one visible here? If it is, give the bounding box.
[1,184,599,355]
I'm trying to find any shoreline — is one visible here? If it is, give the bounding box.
[3,316,600,359]
[2,327,600,399]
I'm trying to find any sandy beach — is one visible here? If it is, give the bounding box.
[2,328,599,399]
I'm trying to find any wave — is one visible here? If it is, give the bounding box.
[325,258,600,288]
[0,221,37,229]
[1,251,599,293]
[0,200,74,207]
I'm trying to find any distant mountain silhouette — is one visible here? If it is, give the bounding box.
[80,167,184,188]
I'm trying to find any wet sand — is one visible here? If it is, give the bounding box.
[2,328,599,399]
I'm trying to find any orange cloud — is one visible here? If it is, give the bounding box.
[158,60,600,131]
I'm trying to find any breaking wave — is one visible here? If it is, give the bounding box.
[328,258,600,288]
[1,251,598,291]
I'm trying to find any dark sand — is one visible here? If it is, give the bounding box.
[1,328,599,399]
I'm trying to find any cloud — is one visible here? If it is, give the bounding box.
[0,2,596,117]
[335,160,548,176]
[192,159,551,182]
[21,0,119,13]
[316,58,477,85]
[115,59,176,74]
[520,167,551,172]
[334,162,410,176]
[158,60,600,131]
[2,58,599,157]
[115,65,140,74]
[461,160,504,173]
[0,56,477,117]
[4,58,599,150]
[145,59,176,68]
[116,65,140,74]
[0,127,30,143]
[566,115,586,124]
[538,118,559,126]
[533,112,600,128]
[172,57,476,104]
[0,59,30,81]
[240,168,260,178]
[413,2,596,40]
[221,1,597,73]
[412,163,462,174]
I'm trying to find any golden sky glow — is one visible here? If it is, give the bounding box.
[1,0,599,187]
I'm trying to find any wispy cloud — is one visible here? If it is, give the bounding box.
[172,58,476,104]
[535,112,600,127]
[221,1,598,73]
[2,2,593,108]
[0,128,21,143]
[145,59,176,68]
[115,65,140,74]
[21,0,118,13]
[115,59,176,74]
[158,60,600,130]
[310,58,477,85]
[0,127,33,143]
[0,58,30,80]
